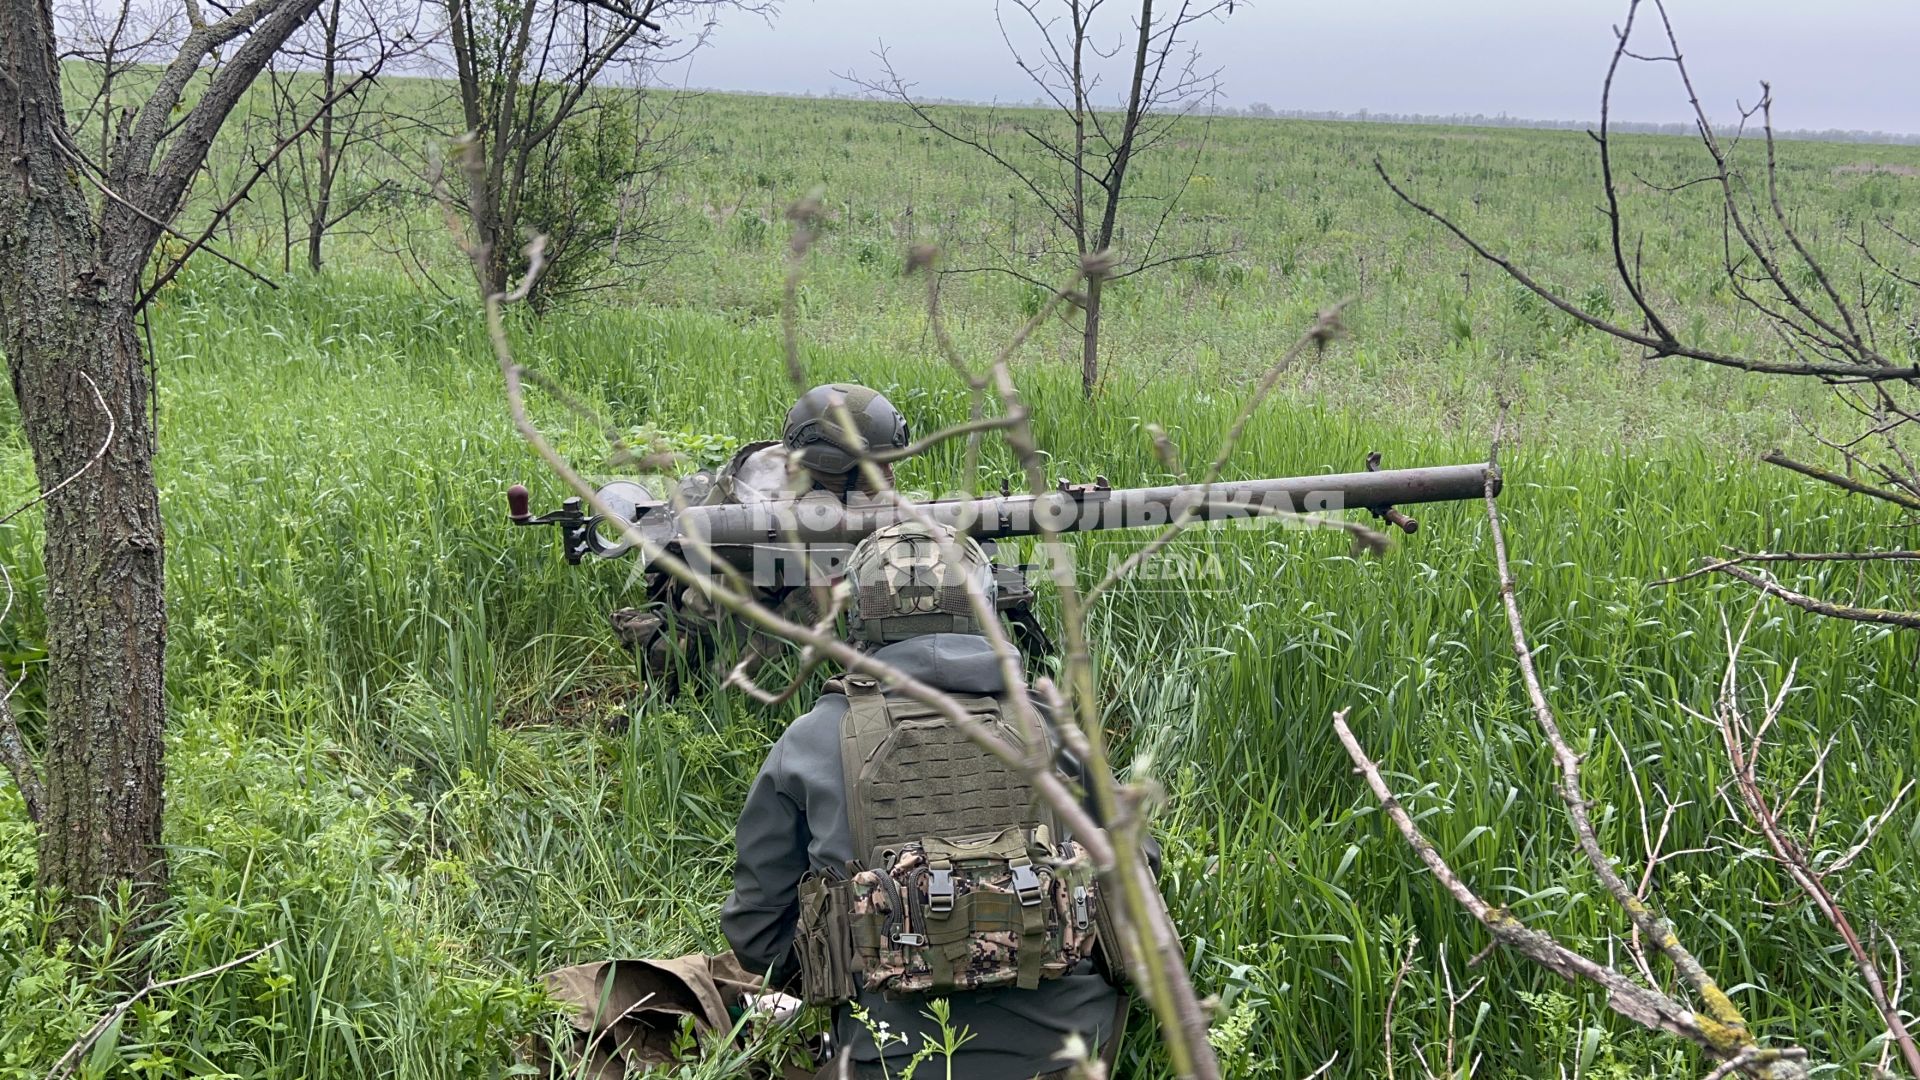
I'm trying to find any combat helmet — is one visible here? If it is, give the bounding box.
[844,521,996,644]
[782,384,910,484]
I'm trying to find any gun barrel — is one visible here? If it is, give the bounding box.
[638,463,1497,557]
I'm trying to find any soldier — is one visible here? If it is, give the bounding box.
[722,522,1125,1080]
[609,383,913,684]
[611,385,1050,688]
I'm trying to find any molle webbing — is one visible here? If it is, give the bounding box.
[839,677,1053,862]
[855,583,979,621]
[860,612,979,643]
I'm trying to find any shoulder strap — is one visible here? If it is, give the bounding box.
[880,693,1002,723]
[838,675,892,860]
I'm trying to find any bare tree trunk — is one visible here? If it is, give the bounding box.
[441,0,509,297]
[6,0,322,949]
[307,0,341,272]
[0,7,168,932]
[1080,274,1103,398]
[855,0,1230,405]
[24,305,169,931]
[306,167,333,271]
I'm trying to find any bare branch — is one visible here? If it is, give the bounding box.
[1712,564,1920,629]
[781,192,822,385]
[1703,1049,1768,1080]
[869,414,1021,465]
[1107,243,1237,281]
[0,373,115,530]
[1331,709,1809,1078]
[1375,162,1917,384]
[1650,548,1920,588]
[1485,436,1757,1034]
[722,588,845,707]
[1755,91,1869,360]
[1824,779,1914,880]
[48,939,286,1080]
[1300,1053,1339,1080]
[1596,3,1675,341]
[845,50,1076,234]
[1691,639,1920,1077]
[118,0,288,179]
[1760,450,1920,513]
[850,0,1235,397]
[48,133,281,292]
[140,68,381,305]
[135,0,329,246]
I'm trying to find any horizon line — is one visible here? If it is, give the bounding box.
[673,83,1920,147]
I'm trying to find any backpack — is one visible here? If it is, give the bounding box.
[794,676,1116,1006]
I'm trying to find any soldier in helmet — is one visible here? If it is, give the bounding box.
[609,383,913,685]
[670,382,912,511]
[782,382,911,497]
[723,521,1125,1079]
[611,385,1051,688]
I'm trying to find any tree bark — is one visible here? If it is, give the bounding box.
[1080,273,1103,398]
[23,307,170,931]
[0,0,170,935]
[441,0,508,297]
[307,0,341,272]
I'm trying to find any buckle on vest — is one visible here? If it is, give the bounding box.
[927,868,955,914]
[892,932,926,947]
[1010,862,1044,906]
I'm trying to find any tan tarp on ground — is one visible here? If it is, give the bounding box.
[537,952,769,1078]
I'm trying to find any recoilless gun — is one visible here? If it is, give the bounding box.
[505,456,1500,570]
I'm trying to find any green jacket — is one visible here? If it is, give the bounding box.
[722,634,1121,1078]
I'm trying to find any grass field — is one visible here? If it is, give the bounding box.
[3,81,1920,1079]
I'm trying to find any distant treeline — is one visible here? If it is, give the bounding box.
[715,86,1920,146]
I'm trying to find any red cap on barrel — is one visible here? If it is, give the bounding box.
[506,484,531,522]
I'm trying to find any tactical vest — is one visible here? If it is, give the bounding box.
[794,677,1115,1006]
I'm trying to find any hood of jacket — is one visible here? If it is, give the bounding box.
[863,632,1009,695]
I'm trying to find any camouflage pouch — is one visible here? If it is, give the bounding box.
[796,871,857,1006]
[847,828,1101,996]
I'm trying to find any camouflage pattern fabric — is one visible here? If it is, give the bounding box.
[844,521,995,644]
[725,633,1127,1075]
[843,839,1101,997]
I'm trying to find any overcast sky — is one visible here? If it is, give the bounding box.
[674,0,1917,134]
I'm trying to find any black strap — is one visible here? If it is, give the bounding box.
[1101,992,1130,1071]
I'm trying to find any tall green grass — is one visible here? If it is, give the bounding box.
[3,263,1914,1077]
[156,79,1920,457]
